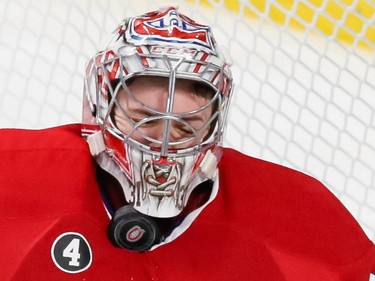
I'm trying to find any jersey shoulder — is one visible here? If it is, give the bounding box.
[218,148,375,276]
[0,124,97,216]
[0,123,86,151]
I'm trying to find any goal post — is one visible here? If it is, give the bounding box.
[0,0,374,246]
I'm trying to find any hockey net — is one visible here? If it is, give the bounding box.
[0,0,374,246]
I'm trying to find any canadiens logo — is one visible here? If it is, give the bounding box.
[125,7,215,54]
[126,225,146,242]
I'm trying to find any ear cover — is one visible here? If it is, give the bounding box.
[107,205,162,252]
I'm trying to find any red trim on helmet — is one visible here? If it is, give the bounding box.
[136,46,150,68]
[152,156,178,167]
[193,53,208,73]
[211,70,220,86]
[103,130,132,180]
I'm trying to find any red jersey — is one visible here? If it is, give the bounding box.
[0,124,374,280]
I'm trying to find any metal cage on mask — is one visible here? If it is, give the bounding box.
[82,7,233,218]
[103,50,229,156]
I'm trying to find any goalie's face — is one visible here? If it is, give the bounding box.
[112,76,215,152]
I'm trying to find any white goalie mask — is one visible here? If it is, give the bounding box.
[82,7,233,219]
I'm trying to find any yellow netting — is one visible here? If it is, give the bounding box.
[192,0,375,50]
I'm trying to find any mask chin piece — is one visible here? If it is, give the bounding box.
[107,205,162,252]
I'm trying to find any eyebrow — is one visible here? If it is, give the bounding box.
[127,107,206,123]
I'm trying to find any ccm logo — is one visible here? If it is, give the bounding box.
[151,46,197,57]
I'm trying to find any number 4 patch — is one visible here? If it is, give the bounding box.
[51,232,92,274]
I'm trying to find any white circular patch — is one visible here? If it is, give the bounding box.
[51,232,92,274]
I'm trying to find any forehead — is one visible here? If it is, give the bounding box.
[125,76,194,92]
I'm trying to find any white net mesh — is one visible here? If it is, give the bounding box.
[1,0,374,248]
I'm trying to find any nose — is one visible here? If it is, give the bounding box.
[145,122,165,146]
[132,119,167,147]
[134,119,193,151]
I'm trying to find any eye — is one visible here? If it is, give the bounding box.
[129,117,141,124]
[175,124,195,137]
[130,116,158,127]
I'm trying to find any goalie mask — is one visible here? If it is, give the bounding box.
[82,6,233,249]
